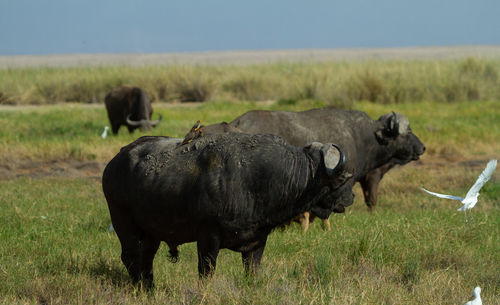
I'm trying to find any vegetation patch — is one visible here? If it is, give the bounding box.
[2,58,500,106]
[0,63,499,304]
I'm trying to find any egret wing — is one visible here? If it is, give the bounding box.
[421,188,464,201]
[464,159,497,199]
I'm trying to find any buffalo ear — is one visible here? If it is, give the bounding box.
[302,142,323,168]
[375,111,399,144]
[389,111,400,136]
[303,142,323,153]
[304,142,323,150]
[375,129,389,145]
[320,143,346,176]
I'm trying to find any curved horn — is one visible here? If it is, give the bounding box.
[126,115,142,127]
[321,143,346,176]
[150,114,162,126]
[332,143,346,170]
[390,111,399,136]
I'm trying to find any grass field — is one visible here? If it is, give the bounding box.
[2,46,500,68]
[1,49,500,304]
[0,97,498,304]
[1,56,500,107]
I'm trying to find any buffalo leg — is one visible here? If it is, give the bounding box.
[138,237,161,289]
[308,213,331,232]
[321,217,331,231]
[114,225,142,284]
[308,213,331,231]
[359,173,380,210]
[108,206,153,287]
[241,237,268,275]
[127,125,136,134]
[111,124,120,135]
[300,212,310,232]
[196,233,221,278]
[360,163,394,210]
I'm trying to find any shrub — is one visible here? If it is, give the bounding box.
[173,72,215,102]
[349,71,385,103]
[222,75,269,101]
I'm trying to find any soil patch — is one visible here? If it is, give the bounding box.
[0,159,106,180]
[0,156,494,181]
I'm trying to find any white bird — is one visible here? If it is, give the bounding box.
[101,126,109,139]
[422,159,497,223]
[464,286,482,305]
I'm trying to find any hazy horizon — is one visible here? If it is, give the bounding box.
[1,0,499,55]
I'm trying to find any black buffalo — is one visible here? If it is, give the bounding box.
[104,86,162,134]
[202,108,425,228]
[102,133,353,287]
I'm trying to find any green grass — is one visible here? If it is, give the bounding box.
[0,99,498,163]
[0,176,498,304]
[0,97,499,304]
[0,100,332,163]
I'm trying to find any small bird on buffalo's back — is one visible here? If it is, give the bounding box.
[180,120,204,145]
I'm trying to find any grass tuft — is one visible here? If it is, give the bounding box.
[174,71,216,102]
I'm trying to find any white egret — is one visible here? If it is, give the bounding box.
[422,159,497,223]
[101,126,109,139]
[464,286,482,305]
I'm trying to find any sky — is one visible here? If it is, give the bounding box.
[1,0,499,55]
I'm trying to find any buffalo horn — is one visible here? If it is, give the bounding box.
[150,114,163,126]
[321,143,346,176]
[390,111,400,136]
[126,115,142,127]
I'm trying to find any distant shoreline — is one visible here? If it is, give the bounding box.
[1,45,500,68]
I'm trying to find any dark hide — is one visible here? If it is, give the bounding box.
[102,133,352,287]
[104,86,161,134]
[201,121,242,134]
[204,108,425,211]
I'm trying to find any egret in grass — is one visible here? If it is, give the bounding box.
[464,286,482,305]
[101,126,109,139]
[422,159,497,223]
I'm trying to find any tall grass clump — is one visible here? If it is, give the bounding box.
[170,66,217,102]
[348,71,385,103]
[443,57,499,102]
[1,58,500,105]
[221,72,275,101]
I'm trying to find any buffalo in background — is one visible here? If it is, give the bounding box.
[104,86,162,134]
[102,132,353,287]
[202,108,426,230]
